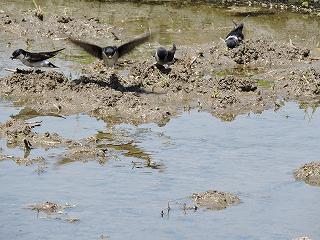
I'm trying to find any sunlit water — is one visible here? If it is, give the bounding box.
[1,101,320,240]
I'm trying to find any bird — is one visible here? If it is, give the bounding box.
[154,43,176,68]
[225,23,244,49]
[69,32,151,67]
[10,48,64,69]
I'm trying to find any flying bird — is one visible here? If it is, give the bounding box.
[154,43,176,68]
[10,48,64,68]
[69,32,151,67]
[225,23,244,49]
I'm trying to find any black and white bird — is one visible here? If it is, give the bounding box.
[69,32,151,67]
[225,23,244,49]
[154,43,176,68]
[10,48,64,69]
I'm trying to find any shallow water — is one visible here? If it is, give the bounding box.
[1,101,320,240]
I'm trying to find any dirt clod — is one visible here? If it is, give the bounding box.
[192,190,240,210]
[294,162,320,186]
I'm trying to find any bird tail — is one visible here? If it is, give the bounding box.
[51,48,65,55]
[48,62,59,68]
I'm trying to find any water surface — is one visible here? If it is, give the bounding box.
[1,102,320,240]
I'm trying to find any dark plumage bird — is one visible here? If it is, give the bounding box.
[10,48,64,68]
[69,32,151,67]
[154,43,176,67]
[225,23,244,49]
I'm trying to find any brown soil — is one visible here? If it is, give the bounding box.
[192,190,240,210]
[0,36,318,125]
[294,162,320,186]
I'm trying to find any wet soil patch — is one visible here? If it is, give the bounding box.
[1,37,318,125]
[192,190,240,210]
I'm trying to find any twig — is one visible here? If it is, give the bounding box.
[289,38,295,48]
[25,121,42,128]
[189,56,198,67]
[111,32,120,41]
[4,68,17,73]
[52,37,69,41]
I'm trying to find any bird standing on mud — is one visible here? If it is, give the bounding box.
[69,32,151,67]
[10,48,64,69]
[225,23,244,49]
[154,43,176,68]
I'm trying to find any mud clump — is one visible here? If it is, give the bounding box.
[0,118,75,149]
[294,162,320,186]
[59,145,107,165]
[3,71,69,93]
[56,16,73,23]
[286,68,320,96]
[29,201,63,213]
[192,190,240,210]
[26,201,79,223]
[226,39,310,65]
[217,76,257,92]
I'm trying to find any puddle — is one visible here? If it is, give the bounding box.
[0,101,22,123]
[1,102,320,239]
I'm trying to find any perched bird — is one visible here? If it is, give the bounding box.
[10,48,64,68]
[69,32,151,67]
[154,43,176,68]
[225,23,244,49]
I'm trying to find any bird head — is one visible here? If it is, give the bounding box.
[225,37,238,49]
[10,49,25,60]
[104,47,117,59]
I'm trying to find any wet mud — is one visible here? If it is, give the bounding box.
[294,162,320,186]
[0,36,318,125]
[192,190,240,210]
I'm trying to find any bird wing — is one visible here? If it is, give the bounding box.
[117,32,151,58]
[26,48,65,62]
[166,43,176,62]
[69,38,103,59]
[227,23,244,39]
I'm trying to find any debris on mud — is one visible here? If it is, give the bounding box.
[160,189,239,217]
[192,190,240,210]
[294,162,320,186]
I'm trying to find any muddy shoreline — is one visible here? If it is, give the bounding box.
[0,36,319,125]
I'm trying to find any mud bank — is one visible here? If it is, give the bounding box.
[1,36,319,124]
